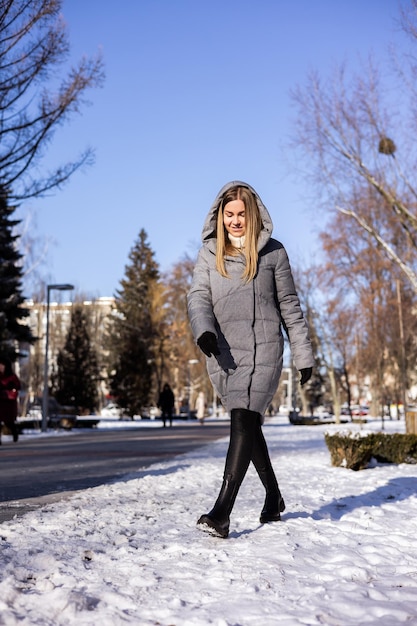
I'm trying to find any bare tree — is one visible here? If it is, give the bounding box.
[161,255,209,414]
[318,196,417,416]
[18,208,52,292]
[0,0,104,201]
[290,1,417,293]
[291,264,327,415]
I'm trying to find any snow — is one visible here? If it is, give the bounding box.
[1,415,416,625]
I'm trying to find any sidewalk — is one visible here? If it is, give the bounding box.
[0,415,416,625]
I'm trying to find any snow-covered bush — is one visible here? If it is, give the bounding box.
[325,432,417,470]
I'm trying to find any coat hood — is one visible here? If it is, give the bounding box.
[201,181,273,254]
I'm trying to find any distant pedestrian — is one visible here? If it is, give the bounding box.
[157,383,175,428]
[188,181,314,538]
[0,356,21,444]
[195,391,206,425]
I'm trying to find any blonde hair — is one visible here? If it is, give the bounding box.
[216,186,262,281]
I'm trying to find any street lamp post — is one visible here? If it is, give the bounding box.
[396,279,407,422]
[187,359,198,419]
[42,283,74,432]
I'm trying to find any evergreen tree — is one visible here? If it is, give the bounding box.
[56,306,99,412]
[107,229,159,417]
[0,189,35,359]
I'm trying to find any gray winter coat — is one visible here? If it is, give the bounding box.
[187,181,314,416]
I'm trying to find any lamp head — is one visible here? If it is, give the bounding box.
[48,283,74,291]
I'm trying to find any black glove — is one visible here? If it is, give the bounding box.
[299,367,312,386]
[197,331,220,357]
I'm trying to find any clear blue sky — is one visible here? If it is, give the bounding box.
[25,0,403,297]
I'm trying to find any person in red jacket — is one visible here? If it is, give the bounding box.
[0,355,21,444]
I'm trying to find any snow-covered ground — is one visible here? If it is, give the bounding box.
[0,415,416,625]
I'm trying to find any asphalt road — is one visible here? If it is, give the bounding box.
[0,420,230,523]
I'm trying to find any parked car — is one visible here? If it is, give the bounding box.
[179,404,197,419]
[26,397,64,418]
[313,406,334,418]
[141,406,161,420]
[340,404,369,417]
[100,402,122,418]
[350,405,369,416]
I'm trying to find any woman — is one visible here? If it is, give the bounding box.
[187,181,314,538]
[0,355,21,444]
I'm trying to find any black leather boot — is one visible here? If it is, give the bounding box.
[197,476,239,538]
[197,408,258,538]
[251,415,285,523]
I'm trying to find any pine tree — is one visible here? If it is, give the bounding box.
[0,189,35,359]
[56,306,99,413]
[107,229,160,417]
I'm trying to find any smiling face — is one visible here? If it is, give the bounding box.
[223,199,246,238]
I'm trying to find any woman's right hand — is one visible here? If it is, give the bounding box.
[197,332,220,357]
